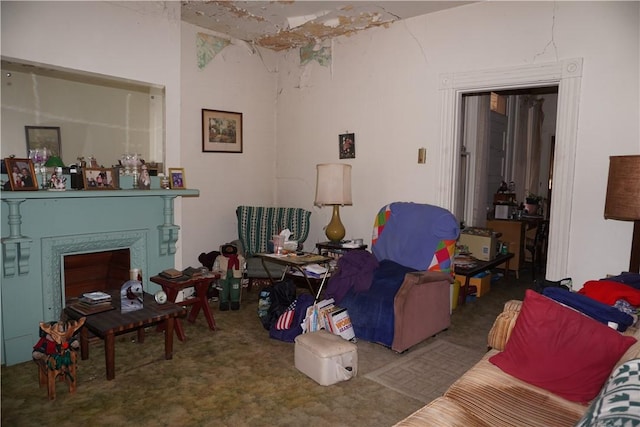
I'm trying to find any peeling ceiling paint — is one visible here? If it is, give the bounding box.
[181,1,475,51]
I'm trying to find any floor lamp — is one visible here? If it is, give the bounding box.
[604,155,640,273]
[314,163,352,242]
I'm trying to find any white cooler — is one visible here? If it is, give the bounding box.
[294,330,358,386]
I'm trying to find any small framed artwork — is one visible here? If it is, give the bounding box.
[168,168,186,189]
[4,158,38,190]
[82,168,119,190]
[339,133,355,159]
[202,109,243,153]
[25,126,62,157]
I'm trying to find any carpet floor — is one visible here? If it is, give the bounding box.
[365,339,486,403]
[1,268,532,427]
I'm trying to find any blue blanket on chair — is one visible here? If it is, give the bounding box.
[340,260,415,348]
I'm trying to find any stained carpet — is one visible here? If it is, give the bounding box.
[365,339,486,403]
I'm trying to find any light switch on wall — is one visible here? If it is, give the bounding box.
[418,148,426,164]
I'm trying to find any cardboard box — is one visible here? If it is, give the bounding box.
[458,233,497,261]
[455,272,491,297]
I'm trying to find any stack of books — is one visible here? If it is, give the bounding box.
[81,291,112,305]
[68,291,114,315]
[303,263,328,278]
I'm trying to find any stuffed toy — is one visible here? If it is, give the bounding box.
[215,244,245,311]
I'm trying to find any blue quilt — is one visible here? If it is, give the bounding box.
[372,202,459,271]
[340,260,415,348]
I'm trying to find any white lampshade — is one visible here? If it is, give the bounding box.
[314,163,352,206]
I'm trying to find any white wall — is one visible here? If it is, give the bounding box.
[179,22,280,264]
[274,1,639,287]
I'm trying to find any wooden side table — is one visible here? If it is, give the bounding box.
[150,273,220,341]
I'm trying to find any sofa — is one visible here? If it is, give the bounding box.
[327,202,459,352]
[395,290,640,426]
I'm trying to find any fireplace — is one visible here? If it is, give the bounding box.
[42,230,147,321]
[0,187,199,365]
[64,248,131,300]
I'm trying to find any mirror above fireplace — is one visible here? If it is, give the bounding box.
[1,58,165,168]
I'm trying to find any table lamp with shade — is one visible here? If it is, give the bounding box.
[604,155,640,273]
[314,163,352,242]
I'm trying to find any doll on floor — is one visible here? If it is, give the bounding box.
[215,244,245,311]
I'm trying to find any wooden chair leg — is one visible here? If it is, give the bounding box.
[47,366,58,400]
[67,351,78,394]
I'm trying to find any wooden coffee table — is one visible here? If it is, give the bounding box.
[65,290,186,380]
[454,252,514,306]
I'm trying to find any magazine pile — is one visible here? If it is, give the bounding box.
[302,298,356,341]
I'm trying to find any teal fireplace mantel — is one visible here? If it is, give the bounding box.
[0,189,199,277]
[0,188,199,366]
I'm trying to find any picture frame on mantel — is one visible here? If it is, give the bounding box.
[25,126,62,157]
[82,167,119,190]
[168,168,186,189]
[202,109,243,153]
[4,158,38,191]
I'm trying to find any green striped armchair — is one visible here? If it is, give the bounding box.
[233,206,312,290]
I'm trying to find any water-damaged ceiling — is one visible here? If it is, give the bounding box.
[181,1,474,51]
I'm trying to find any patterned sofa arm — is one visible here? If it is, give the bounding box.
[487,299,523,351]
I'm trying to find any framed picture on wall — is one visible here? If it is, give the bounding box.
[4,158,38,191]
[339,133,355,159]
[25,126,62,157]
[202,109,243,153]
[82,168,119,190]
[168,168,186,189]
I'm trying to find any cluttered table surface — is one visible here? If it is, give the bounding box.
[258,253,333,301]
[453,252,514,306]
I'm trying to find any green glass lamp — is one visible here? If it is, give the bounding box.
[44,156,65,168]
[314,163,352,242]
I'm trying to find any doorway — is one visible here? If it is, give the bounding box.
[436,58,583,281]
[458,87,558,229]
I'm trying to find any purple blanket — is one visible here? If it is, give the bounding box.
[325,251,379,304]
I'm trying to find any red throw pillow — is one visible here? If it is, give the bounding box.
[490,290,636,404]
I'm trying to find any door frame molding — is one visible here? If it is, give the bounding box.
[437,58,583,280]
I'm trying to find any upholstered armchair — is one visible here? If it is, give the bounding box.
[326,202,460,352]
[231,206,312,290]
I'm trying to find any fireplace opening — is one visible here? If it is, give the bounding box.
[63,249,131,302]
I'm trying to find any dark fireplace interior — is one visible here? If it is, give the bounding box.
[63,249,130,301]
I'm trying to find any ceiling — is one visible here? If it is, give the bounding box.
[181,1,474,51]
